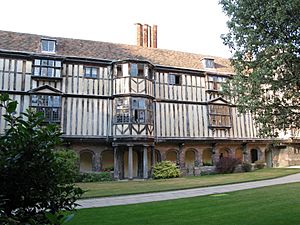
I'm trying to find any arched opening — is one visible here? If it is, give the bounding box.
[155,149,162,163]
[219,148,229,159]
[80,151,94,172]
[251,149,259,163]
[101,150,114,171]
[202,149,212,166]
[235,148,243,161]
[185,149,196,168]
[166,150,178,163]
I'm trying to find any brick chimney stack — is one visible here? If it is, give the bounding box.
[151,25,157,48]
[135,23,143,47]
[135,23,157,48]
[143,24,149,47]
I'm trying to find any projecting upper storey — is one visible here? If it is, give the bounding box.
[0,30,233,74]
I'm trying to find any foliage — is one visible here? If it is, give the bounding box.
[216,157,241,174]
[219,0,300,137]
[76,172,113,183]
[241,162,253,172]
[55,149,80,182]
[152,161,180,179]
[0,94,83,225]
[255,160,266,169]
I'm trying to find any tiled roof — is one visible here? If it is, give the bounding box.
[0,30,234,74]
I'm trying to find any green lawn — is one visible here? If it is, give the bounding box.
[70,182,300,225]
[77,168,300,198]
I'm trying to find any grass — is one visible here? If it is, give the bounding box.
[77,168,300,198]
[69,182,300,225]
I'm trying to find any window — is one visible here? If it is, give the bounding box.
[41,39,56,53]
[202,58,215,68]
[129,63,144,77]
[168,74,181,85]
[115,98,130,123]
[131,98,153,124]
[208,104,231,127]
[114,97,153,124]
[207,76,226,91]
[33,59,61,77]
[31,95,61,123]
[84,66,98,78]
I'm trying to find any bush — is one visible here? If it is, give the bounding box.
[153,161,180,179]
[76,172,113,182]
[0,94,83,225]
[216,157,241,174]
[255,160,266,169]
[242,162,253,172]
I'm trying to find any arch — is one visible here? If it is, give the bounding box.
[155,149,162,163]
[101,150,114,171]
[79,150,94,172]
[219,148,230,159]
[202,149,213,166]
[166,149,178,163]
[235,148,243,161]
[185,149,196,168]
[251,149,259,163]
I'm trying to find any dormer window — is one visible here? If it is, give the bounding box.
[41,39,56,53]
[202,57,215,69]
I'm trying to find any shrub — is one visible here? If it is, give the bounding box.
[153,161,180,179]
[242,162,253,172]
[76,172,113,182]
[255,160,266,169]
[216,157,241,174]
[0,94,83,225]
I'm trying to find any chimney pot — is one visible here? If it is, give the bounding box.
[151,25,157,48]
[143,24,149,47]
[135,23,143,47]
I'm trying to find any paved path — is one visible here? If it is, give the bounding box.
[77,173,300,209]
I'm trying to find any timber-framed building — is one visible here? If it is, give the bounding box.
[0,25,299,179]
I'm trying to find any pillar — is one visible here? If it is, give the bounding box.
[128,146,133,180]
[212,143,219,165]
[113,147,119,179]
[143,146,148,179]
[242,143,249,162]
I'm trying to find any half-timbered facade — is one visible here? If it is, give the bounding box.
[0,26,299,179]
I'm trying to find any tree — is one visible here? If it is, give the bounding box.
[219,0,300,136]
[0,94,83,224]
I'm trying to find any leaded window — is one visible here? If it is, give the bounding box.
[115,98,130,123]
[33,59,61,77]
[31,95,61,123]
[129,63,144,77]
[208,104,231,127]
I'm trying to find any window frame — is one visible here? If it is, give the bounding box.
[208,104,232,128]
[41,39,56,53]
[30,94,62,123]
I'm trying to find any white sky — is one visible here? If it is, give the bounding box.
[0,0,232,58]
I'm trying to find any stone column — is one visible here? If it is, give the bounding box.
[242,143,249,162]
[143,146,148,179]
[113,146,119,180]
[128,146,133,180]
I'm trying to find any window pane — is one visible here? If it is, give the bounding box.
[130,63,138,76]
[55,61,61,67]
[34,59,40,65]
[34,67,40,76]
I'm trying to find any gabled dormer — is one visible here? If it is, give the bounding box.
[202,57,215,69]
[28,85,62,123]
